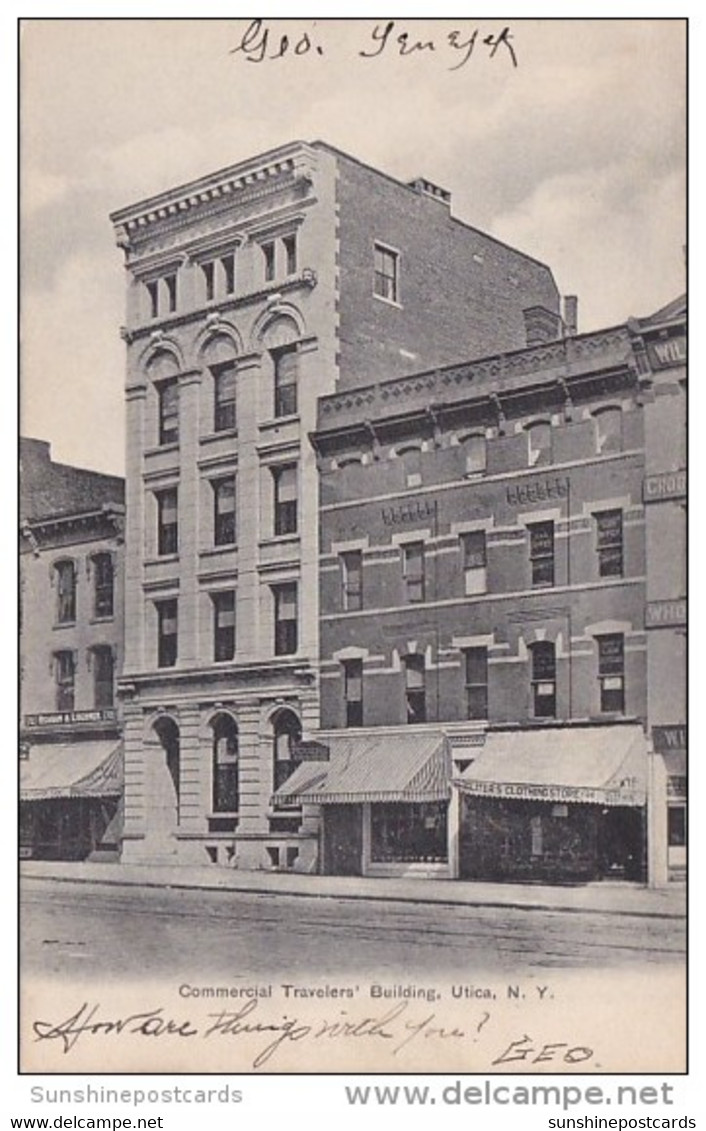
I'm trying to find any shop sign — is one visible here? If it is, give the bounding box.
[459,780,643,805]
[382,499,437,526]
[645,600,686,628]
[643,470,686,502]
[295,740,330,762]
[24,708,118,728]
[506,476,569,507]
[652,725,687,753]
[647,336,686,370]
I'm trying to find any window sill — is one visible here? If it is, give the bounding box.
[144,443,179,458]
[260,533,300,548]
[53,621,76,630]
[90,615,115,625]
[200,429,238,445]
[373,293,403,310]
[260,414,300,430]
[146,554,179,566]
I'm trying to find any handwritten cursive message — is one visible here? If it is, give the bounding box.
[230,20,518,71]
[32,998,594,1071]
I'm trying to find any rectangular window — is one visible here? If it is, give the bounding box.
[527,422,552,467]
[213,476,236,547]
[221,253,236,295]
[598,634,625,713]
[164,273,177,313]
[55,651,75,712]
[374,243,399,303]
[212,590,236,662]
[464,434,487,475]
[212,363,236,433]
[56,560,76,623]
[158,379,179,446]
[595,408,622,454]
[273,465,298,536]
[668,805,687,847]
[403,542,425,603]
[146,280,159,319]
[283,234,297,276]
[464,647,489,720]
[93,646,114,708]
[262,241,276,282]
[93,553,114,619]
[343,659,363,727]
[596,510,624,578]
[341,550,363,611]
[201,261,215,301]
[403,655,426,723]
[156,488,178,556]
[273,347,298,417]
[529,521,555,587]
[157,599,178,668]
[461,531,487,595]
[273,583,298,656]
[531,642,556,718]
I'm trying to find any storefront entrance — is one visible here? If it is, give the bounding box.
[323,805,363,875]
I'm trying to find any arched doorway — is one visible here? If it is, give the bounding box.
[211,714,239,813]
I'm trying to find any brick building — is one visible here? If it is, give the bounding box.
[283,298,686,886]
[19,438,125,860]
[109,139,560,869]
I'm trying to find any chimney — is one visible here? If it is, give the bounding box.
[522,306,563,347]
[407,177,452,208]
[563,295,578,338]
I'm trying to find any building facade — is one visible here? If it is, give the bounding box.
[110,140,560,869]
[19,439,125,860]
[286,300,685,885]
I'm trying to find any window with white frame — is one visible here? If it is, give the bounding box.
[403,542,425,603]
[528,521,555,587]
[594,407,623,455]
[526,421,552,467]
[272,465,298,536]
[374,243,399,303]
[461,531,487,595]
[530,640,556,718]
[597,634,625,713]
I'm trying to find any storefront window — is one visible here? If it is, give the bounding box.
[668,805,686,847]
[371,801,447,864]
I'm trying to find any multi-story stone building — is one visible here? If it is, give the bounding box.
[284,297,686,886]
[19,438,125,860]
[110,140,560,869]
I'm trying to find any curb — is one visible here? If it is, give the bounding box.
[22,871,686,921]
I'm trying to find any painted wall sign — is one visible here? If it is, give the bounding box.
[645,600,686,628]
[23,708,118,728]
[652,725,687,753]
[643,470,686,502]
[506,476,569,506]
[382,499,437,525]
[295,740,331,762]
[647,336,686,369]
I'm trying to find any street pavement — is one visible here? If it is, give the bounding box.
[21,870,685,983]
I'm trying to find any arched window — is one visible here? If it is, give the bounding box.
[529,641,556,718]
[593,407,623,455]
[211,714,239,813]
[91,552,114,618]
[54,560,76,624]
[153,716,180,824]
[526,421,552,467]
[272,709,302,791]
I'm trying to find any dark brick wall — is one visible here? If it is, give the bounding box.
[331,148,560,389]
[20,437,124,521]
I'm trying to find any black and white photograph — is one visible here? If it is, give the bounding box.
[19,17,687,1078]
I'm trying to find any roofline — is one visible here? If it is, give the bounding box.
[109,139,311,224]
[311,139,559,283]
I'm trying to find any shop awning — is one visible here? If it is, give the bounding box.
[273,732,451,805]
[20,741,123,802]
[453,725,647,807]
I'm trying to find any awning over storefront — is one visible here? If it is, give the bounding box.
[20,741,123,802]
[453,725,647,807]
[273,732,451,805]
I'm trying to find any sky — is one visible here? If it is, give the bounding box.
[20,17,686,476]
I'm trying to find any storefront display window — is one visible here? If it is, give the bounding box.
[371,801,447,864]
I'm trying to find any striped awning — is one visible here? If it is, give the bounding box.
[274,731,451,805]
[20,741,123,801]
[454,725,647,807]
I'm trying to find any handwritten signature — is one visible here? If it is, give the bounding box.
[230,20,518,71]
[33,999,467,1069]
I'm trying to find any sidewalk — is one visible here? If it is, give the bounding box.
[21,860,686,919]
